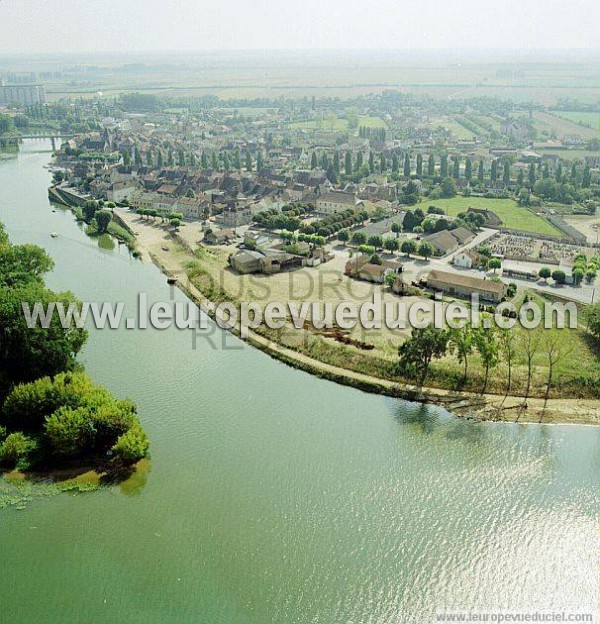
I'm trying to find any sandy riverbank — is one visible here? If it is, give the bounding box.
[117,210,600,426]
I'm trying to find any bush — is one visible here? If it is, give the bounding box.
[2,372,97,432]
[112,424,150,463]
[44,406,91,457]
[0,432,36,467]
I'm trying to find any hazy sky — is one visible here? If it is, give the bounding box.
[0,0,598,54]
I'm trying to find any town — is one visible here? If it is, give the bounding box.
[2,75,600,409]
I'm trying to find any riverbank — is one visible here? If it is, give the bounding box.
[117,210,600,426]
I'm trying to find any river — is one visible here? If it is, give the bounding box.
[0,140,598,624]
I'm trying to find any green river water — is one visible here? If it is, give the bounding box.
[0,141,598,623]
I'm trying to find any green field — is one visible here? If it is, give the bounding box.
[551,110,600,128]
[290,117,349,132]
[358,116,388,129]
[290,115,386,132]
[422,196,563,237]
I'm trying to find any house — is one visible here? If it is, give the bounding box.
[107,181,140,203]
[316,191,357,216]
[204,229,235,245]
[177,196,209,221]
[426,269,507,302]
[423,227,475,256]
[422,230,459,256]
[344,255,398,284]
[220,205,253,228]
[453,250,479,269]
[229,250,264,274]
[501,119,528,142]
[228,249,305,274]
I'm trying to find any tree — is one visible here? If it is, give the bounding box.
[542,333,570,402]
[440,154,448,178]
[169,218,181,229]
[257,150,264,172]
[538,267,551,281]
[0,432,35,468]
[245,151,253,172]
[402,180,420,205]
[351,231,366,245]
[449,326,473,383]
[464,158,472,181]
[473,324,499,393]
[498,328,517,404]
[367,234,383,249]
[157,150,163,169]
[428,154,435,177]
[0,243,54,288]
[345,151,353,176]
[477,159,484,183]
[440,177,457,198]
[488,257,502,273]
[397,327,449,386]
[551,269,566,284]
[582,164,591,188]
[503,159,511,185]
[311,152,318,169]
[95,209,112,234]
[369,253,382,265]
[403,154,411,178]
[452,155,460,179]
[583,303,600,340]
[112,423,150,463]
[416,153,423,178]
[391,222,402,238]
[401,239,417,258]
[122,150,131,166]
[520,329,541,404]
[489,159,498,182]
[338,229,349,245]
[83,200,98,223]
[417,241,434,260]
[0,283,87,392]
[384,237,399,253]
[572,267,584,285]
[528,162,536,187]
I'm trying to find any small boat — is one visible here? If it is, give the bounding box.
[161,245,169,251]
[50,232,58,238]
[167,276,177,285]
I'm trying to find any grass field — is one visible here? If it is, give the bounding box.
[532,111,599,141]
[422,196,563,237]
[358,116,388,129]
[551,110,600,128]
[537,148,600,161]
[290,115,386,132]
[290,117,349,132]
[437,117,475,140]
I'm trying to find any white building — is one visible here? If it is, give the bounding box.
[316,191,357,216]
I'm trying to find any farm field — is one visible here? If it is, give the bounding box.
[437,117,476,140]
[358,116,388,129]
[290,115,386,132]
[551,110,600,128]
[531,111,599,140]
[422,196,563,237]
[537,148,600,161]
